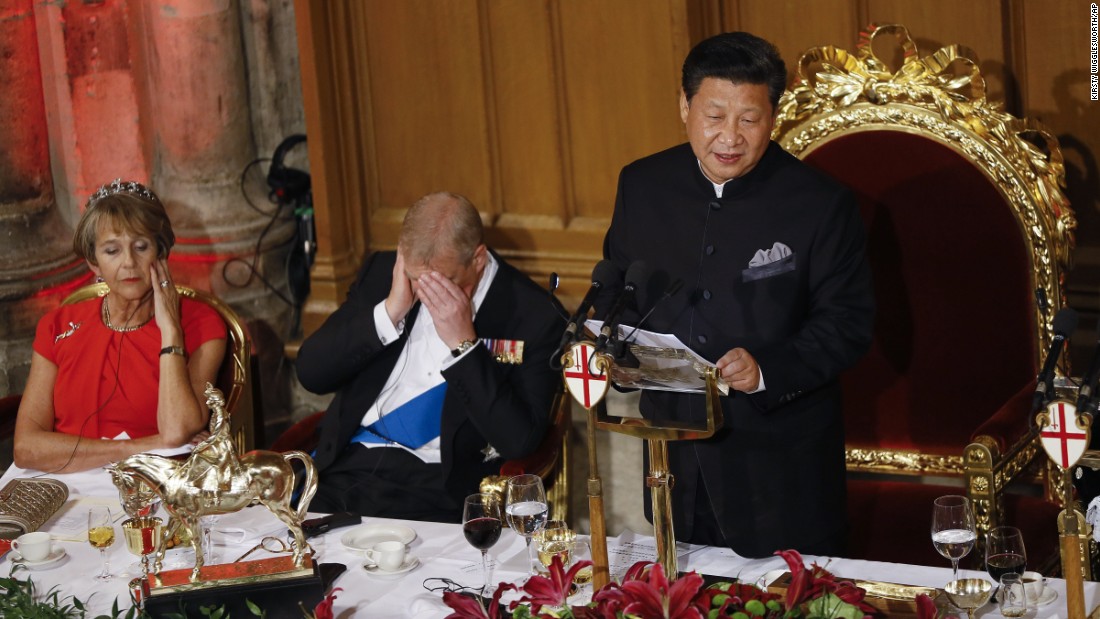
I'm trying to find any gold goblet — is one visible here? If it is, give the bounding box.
[122,516,164,584]
[944,578,993,619]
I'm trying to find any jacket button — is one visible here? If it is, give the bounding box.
[709,201,722,211]
[705,245,715,256]
[697,334,708,344]
[702,289,712,301]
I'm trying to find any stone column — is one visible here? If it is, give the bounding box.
[138,0,296,299]
[139,0,298,442]
[0,0,87,396]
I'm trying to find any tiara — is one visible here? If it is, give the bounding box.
[86,179,157,208]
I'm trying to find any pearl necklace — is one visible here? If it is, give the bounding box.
[101,299,151,333]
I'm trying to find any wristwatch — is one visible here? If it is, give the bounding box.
[159,345,186,358]
[451,339,478,358]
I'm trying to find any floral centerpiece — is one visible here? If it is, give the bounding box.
[442,549,956,619]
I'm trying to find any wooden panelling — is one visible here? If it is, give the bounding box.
[864,0,1009,101]
[1016,0,1100,363]
[484,0,568,219]
[362,2,492,211]
[736,0,859,78]
[557,0,690,221]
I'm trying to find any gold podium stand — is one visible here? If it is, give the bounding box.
[562,341,723,584]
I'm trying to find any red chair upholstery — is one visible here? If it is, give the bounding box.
[774,24,1074,573]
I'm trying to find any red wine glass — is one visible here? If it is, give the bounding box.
[463,492,503,595]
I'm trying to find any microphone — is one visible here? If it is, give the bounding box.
[556,260,623,350]
[544,272,570,324]
[1076,332,1100,414]
[610,277,684,366]
[595,261,651,351]
[1033,306,1079,412]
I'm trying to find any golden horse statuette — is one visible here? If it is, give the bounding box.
[107,383,319,584]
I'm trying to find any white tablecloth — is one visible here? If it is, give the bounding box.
[3,464,1099,617]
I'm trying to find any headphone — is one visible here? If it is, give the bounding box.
[267,134,310,204]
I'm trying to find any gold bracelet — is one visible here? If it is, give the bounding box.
[159,345,186,358]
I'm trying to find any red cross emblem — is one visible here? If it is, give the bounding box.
[1039,400,1090,469]
[563,342,609,409]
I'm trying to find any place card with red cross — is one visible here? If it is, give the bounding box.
[1038,399,1091,469]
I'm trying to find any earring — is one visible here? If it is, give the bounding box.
[94,276,105,283]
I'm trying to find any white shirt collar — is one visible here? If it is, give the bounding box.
[696,160,726,198]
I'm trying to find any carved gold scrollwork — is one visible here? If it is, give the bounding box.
[845,448,963,475]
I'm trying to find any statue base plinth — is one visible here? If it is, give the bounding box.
[144,555,342,618]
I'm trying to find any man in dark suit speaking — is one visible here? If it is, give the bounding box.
[297,192,562,522]
[603,32,874,556]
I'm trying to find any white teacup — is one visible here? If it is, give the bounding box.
[1022,570,1046,604]
[364,540,406,571]
[12,531,52,562]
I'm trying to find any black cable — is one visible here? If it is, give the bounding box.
[222,158,298,306]
[239,158,289,218]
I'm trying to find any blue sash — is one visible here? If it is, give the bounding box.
[350,382,448,449]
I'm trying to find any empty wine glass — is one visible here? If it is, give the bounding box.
[504,474,548,576]
[931,495,976,581]
[462,493,503,596]
[88,506,115,580]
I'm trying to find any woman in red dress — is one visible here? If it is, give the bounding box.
[13,180,226,472]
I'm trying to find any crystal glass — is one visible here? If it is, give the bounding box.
[985,525,1026,582]
[462,493,503,595]
[504,474,548,576]
[931,495,976,581]
[535,520,576,573]
[999,572,1027,617]
[88,506,115,580]
[572,539,593,587]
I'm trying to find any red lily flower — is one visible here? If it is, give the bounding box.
[311,588,341,619]
[601,562,707,619]
[443,582,518,619]
[511,554,593,614]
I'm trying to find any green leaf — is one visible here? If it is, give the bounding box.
[246,598,266,617]
[805,593,864,619]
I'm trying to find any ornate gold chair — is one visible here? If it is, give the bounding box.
[481,384,572,522]
[62,282,256,452]
[772,24,1075,570]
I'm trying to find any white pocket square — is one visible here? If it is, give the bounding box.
[748,242,792,267]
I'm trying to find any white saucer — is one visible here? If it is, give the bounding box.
[1031,586,1058,607]
[10,548,67,570]
[341,523,417,552]
[362,555,419,576]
